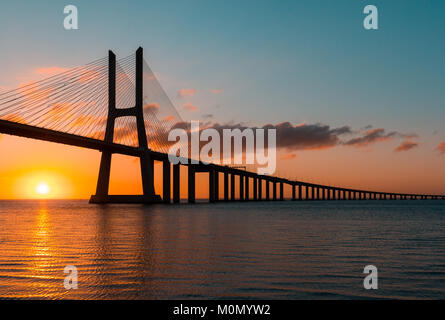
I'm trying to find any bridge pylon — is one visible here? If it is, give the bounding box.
[90,47,162,204]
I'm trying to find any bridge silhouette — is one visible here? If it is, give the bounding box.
[0,48,443,203]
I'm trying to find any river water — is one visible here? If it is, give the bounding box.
[0,200,444,299]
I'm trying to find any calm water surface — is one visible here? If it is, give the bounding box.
[0,200,444,299]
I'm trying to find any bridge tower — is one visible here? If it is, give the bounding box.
[90,47,162,203]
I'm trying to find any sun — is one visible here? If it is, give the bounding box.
[36,182,50,195]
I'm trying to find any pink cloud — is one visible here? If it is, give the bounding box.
[280,153,296,160]
[143,102,160,113]
[163,115,175,121]
[436,142,445,155]
[183,102,198,112]
[344,128,396,148]
[178,88,196,98]
[394,140,419,152]
[210,89,224,95]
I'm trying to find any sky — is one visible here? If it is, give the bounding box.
[0,0,444,199]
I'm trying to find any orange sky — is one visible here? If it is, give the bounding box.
[1,130,445,200]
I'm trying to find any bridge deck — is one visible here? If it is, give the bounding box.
[0,119,443,200]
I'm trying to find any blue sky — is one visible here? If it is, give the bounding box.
[0,0,444,143]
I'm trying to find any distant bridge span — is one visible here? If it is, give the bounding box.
[0,48,443,203]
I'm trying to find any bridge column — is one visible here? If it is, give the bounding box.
[95,152,112,198]
[311,186,315,200]
[327,188,331,200]
[173,164,180,203]
[245,176,249,201]
[253,178,258,201]
[298,184,302,201]
[239,175,244,201]
[266,180,270,200]
[215,171,219,201]
[230,173,235,200]
[292,184,296,201]
[188,165,195,203]
[280,183,284,201]
[305,185,309,200]
[273,182,277,200]
[163,160,171,204]
[258,179,262,200]
[208,169,214,202]
[93,51,116,201]
[224,172,229,201]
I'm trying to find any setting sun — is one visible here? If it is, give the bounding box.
[36,182,50,195]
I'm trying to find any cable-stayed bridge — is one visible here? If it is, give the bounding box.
[0,48,443,203]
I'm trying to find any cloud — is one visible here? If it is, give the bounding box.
[202,114,213,119]
[280,153,296,160]
[178,88,196,98]
[36,66,69,76]
[394,140,418,152]
[269,122,352,150]
[163,115,176,122]
[143,102,160,113]
[436,142,445,155]
[171,121,352,151]
[183,102,198,112]
[210,89,224,95]
[344,128,397,148]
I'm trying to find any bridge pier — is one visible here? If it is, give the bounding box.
[173,164,180,203]
[245,176,249,201]
[188,165,196,203]
[239,175,244,201]
[215,171,219,201]
[209,169,215,203]
[253,177,258,201]
[231,173,236,200]
[224,172,229,201]
[163,160,171,204]
[266,180,270,200]
[258,179,263,200]
[273,182,277,201]
[280,182,284,201]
